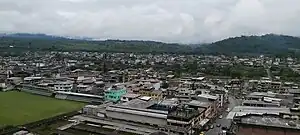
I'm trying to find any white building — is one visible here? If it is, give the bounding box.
[121,93,141,102]
[54,81,73,92]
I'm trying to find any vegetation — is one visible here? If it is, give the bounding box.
[271,66,300,82]
[200,64,266,79]
[0,34,193,54]
[2,33,300,56]
[198,34,300,56]
[0,91,85,126]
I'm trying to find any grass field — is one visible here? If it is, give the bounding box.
[0,91,85,126]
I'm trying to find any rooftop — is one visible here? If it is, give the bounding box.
[24,77,43,81]
[121,93,141,98]
[168,107,200,121]
[288,89,300,94]
[242,100,280,106]
[249,92,276,98]
[197,94,218,100]
[186,100,211,108]
[159,98,179,107]
[56,91,103,98]
[120,98,155,109]
[227,106,290,119]
[238,114,300,130]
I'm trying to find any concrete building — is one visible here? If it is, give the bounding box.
[106,98,168,126]
[23,77,43,84]
[104,84,127,102]
[185,100,214,120]
[120,93,141,102]
[54,81,73,92]
[242,100,280,107]
[233,114,300,135]
[76,97,211,135]
[55,91,103,104]
[76,84,92,93]
[227,106,291,119]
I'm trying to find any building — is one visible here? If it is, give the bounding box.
[167,107,205,135]
[106,98,168,126]
[248,80,283,92]
[0,82,6,90]
[242,100,280,107]
[54,81,73,92]
[185,100,214,119]
[23,77,43,84]
[197,94,219,114]
[75,97,211,135]
[104,84,127,102]
[233,114,300,135]
[76,84,92,93]
[120,93,141,102]
[7,77,22,85]
[55,91,103,104]
[227,106,291,119]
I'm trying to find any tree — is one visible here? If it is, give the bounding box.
[161,81,169,89]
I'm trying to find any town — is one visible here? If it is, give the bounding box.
[1,51,300,135]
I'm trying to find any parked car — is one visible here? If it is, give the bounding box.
[203,126,209,131]
[216,124,221,127]
[226,108,231,112]
[210,125,214,129]
[219,115,223,119]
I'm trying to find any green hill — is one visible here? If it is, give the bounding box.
[199,34,300,56]
[0,34,193,54]
[1,33,300,56]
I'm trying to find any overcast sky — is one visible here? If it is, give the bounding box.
[0,0,300,43]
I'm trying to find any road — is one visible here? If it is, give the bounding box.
[204,96,240,135]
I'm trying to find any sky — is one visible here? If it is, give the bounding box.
[0,0,300,43]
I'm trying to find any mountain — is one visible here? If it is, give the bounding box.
[1,33,300,56]
[198,34,300,56]
[0,33,193,54]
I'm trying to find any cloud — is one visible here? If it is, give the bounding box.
[0,0,299,43]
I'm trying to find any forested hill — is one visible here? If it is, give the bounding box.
[1,33,300,56]
[0,33,193,54]
[199,34,300,56]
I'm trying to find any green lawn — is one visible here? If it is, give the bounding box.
[0,91,85,126]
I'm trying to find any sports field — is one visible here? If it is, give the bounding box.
[0,91,85,126]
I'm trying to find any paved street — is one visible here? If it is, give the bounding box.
[228,96,241,110]
[205,96,240,135]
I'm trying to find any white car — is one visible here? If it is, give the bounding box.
[226,108,231,112]
[219,115,223,119]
